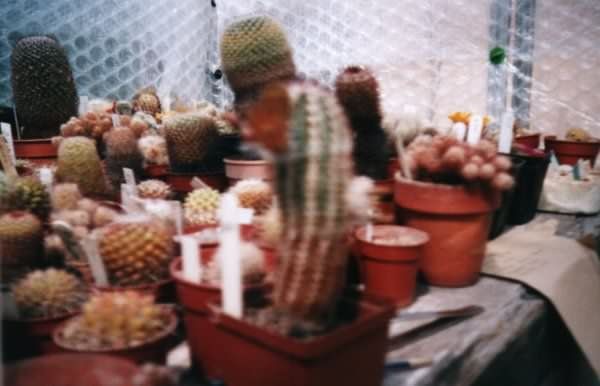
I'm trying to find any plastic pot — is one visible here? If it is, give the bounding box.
[506,152,550,225]
[354,225,429,307]
[53,306,177,364]
[394,177,500,287]
[206,295,395,386]
[13,139,57,165]
[544,136,600,166]
[170,246,272,378]
[488,157,526,239]
[165,171,228,194]
[224,158,273,185]
[514,133,540,149]
[3,312,77,361]
[5,353,139,386]
[92,277,175,304]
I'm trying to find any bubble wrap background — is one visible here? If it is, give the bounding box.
[0,0,214,106]
[1,0,599,137]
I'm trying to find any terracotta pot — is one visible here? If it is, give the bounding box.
[144,164,168,178]
[183,224,258,246]
[370,179,395,224]
[544,136,600,166]
[5,354,138,386]
[224,158,273,185]
[53,306,177,364]
[13,139,57,165]
[394,177,500,287]
[170,246,272,377]
[355,225,429,307]
[3,312,77,361]
[92,277,175,304]
[165,171,228,194]
[514,133,540,149]
[207,295,394,386]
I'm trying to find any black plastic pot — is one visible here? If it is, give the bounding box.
[488,158,525,239]
[506,152,550,225]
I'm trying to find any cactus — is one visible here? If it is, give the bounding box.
[138,135,169,166]
[0,211,44,284]
[13,268,87,319]
[229,179,273,215]
[104,127,144,192]
[204,242,266,286]
[183,187,220,226]
[98,220,173,287]
[51,183,82,211]
[163,113,219,172]
[246,82,354,325]
[220,16,296,114]
[405,135,514,191]
[57,291,171,350]
[565,128,593,142]
[56,137,107,196]
[11,36,78,138]
[137,179,172,200]
[0,177,51,221]
[256,203,282,248]
[132,87,162,117]
[335,66,388,179]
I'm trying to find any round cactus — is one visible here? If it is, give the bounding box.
[13,268,88,319]
[137,180,172,200]
[51,183,82,211]
[229,179,273,215]
[56,136,107,196]
[0,211,44,284]
[163,113,219,172]
[0,177,51,221]
[183,187,220,226]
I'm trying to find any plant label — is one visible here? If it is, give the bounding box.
[467,115,484,145]
[1,122,16,163]
[498,112,514,154]
[81,237,109,286]
[123,167,137,195]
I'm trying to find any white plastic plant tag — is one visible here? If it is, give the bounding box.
[218,193,243,319]
[79,95,89,115]
[179,235,202,283]
[190,177,210,190]
[467,115,484,145]
[237,207,254,225]
[498,112,515,154]
[122,168,137,194]
[395,139,412,180]
[111,114,121,127]
[452,122,467,142]
[550,150,560,166]
[81,237,109,286]
[39,167,54,191]
[164,97,172,113]
[1,122,16,163]
[120,184,140,212]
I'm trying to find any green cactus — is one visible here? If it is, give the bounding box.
[104,127,143,193]
[0,211,44,285]
[163,113,219,172]
[335,66,389,180]
[248,82,354,325]
[220,16,296,113]
[0,177,51,221]
[56,136,107,196]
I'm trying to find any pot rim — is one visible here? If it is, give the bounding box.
[354,225,429,248]
[53,305,177,353]
[13,138,54,145]
[3,310,80,324]
[544,137,600,146]
[224,158,270,166]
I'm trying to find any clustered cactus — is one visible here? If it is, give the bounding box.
[57,291,172,350]
[246,82,354,326]
[335,66,389,180]
[137,179,172,200]
[60,111,151,143]
[0,176,51,221]
[220,16,296,115]
[132,87,162,118]
[12,268,88,319]
[404,135,514,191]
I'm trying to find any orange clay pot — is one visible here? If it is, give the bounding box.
[13,139,57,165]
[355,225,429,307]
[544,136,600,166]
[224,158,273,185]
[370,179,395,224]
[394,177,500,287]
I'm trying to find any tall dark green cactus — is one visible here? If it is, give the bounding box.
[247,82,353,325]
[335,66,389,180]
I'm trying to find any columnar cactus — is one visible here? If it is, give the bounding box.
[335,66,388,180]
[220,16,296,115]
[246,82,354,325]
[163,113,219,172]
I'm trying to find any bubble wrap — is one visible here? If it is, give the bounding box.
[1,0,599,137]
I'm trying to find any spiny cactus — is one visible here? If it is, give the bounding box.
[0,211,44,284]
[57,291,172,350]
[98,220,174,287]
[56,136,107,196]
[404,135,514,191]
[183,187,220,226]
[13,268,88,319]
[163,113,219,172]
[104,127,144,193]
[137,179,172,200]
[204,242,266,286]
[565,127,594,142]
[51,183,82,211]
[220,16,296,115]
[138,135,169,166]
[0,177,51,221]
[246,82,354,325]
[132,87,162,117]
[335,66,388,180]
[229,179,273,215]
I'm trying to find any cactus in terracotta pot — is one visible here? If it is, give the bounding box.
[245,81,354,327]
[0,211,44,284]
[104,127,144,193]
[335,66,389,180]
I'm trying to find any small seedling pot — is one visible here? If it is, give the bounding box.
[513,133,540,149]
[224,158,273,185]
[355,225,429,307]
[544,136,600,166]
